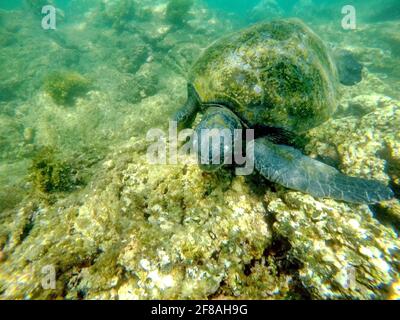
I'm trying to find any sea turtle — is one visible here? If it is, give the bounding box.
[173,19,393,204]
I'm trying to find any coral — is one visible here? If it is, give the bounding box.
[44,71,90,105]
[165,0,193,27]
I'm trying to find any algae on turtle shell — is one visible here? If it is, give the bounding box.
[190,19,339,134]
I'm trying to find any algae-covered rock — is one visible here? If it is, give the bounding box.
[267,191,400,299]
[0,139,278,299]
[307,102,400,184]
[165,0,193,27]
[44,71,91,105]
[29,147,81,194]
[366,0,400,23]
[118,62,160,104]
[279,100,400,299]
[1,101,400,299]
[100,0,137,31]
[336,93,394,117]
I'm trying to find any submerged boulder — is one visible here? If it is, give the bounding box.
[1,97,400,299]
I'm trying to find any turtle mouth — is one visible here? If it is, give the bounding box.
[195,138,230,172]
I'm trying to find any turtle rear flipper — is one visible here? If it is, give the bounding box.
[251,138,394,204]
[173,83,201,130]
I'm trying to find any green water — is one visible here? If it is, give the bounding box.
[0,0,399,300]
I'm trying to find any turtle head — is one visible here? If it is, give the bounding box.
[193,106,243,172]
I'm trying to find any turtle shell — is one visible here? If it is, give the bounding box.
[190,19,339,133]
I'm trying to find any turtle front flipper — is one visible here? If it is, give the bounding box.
[251,137,394,204]
[173,83,201,130]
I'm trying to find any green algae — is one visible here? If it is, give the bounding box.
[44,71,91,106]
[29,147,80,194]
[191,19,337,133]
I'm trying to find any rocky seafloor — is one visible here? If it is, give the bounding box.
[0,0,399,299]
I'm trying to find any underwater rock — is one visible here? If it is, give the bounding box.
[347,21,400,84]
[165,0,193,27]
[0,161,30,213]
[0,9,84,103]
[29,147,80,194]
[0,139,277,299]
[115,44,150,74]
[336,93,394,117]
[384,140,400,196]
[43,71,91,106]
[268,191,400,299]
[375,27,400,58]
[2,97,400,299]
[117,61,164,104]
[307,103,400,184]
[98,0,137,32]
[260,102,400,299]
[1,100,400,299]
